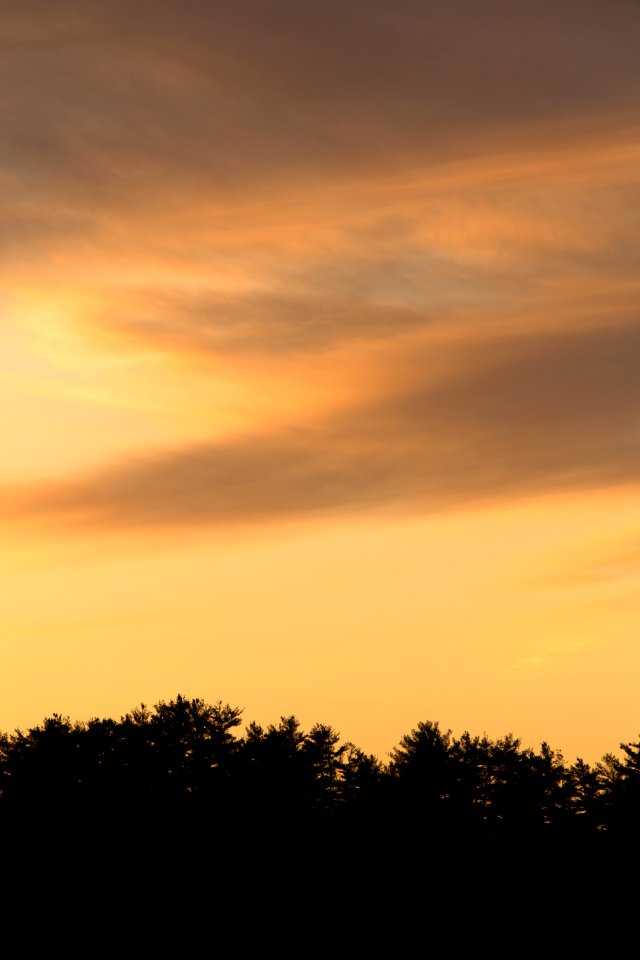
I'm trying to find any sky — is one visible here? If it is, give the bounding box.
[2,0,640,761]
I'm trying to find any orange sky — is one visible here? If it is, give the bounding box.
[2,0,640,761]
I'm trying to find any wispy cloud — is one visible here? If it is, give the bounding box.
[7,319,640,528]
[3,0,640,531]
[506,636,596,674]
[544,539,640,587]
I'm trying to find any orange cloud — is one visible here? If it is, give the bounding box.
[7,320,640,529]
[3,0,640,521]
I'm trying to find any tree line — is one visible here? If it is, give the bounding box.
[3,694,640,840]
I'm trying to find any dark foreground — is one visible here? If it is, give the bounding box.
[4,696,639,936]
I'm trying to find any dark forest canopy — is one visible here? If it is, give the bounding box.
[3,694,640,844]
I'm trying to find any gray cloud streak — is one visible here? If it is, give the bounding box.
[13,321,640,528]
[3,0,640,207]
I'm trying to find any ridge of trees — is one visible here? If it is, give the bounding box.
[2,694,640,838]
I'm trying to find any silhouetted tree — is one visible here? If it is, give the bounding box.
[482,735,567,835]
[1,694,639,844]
[301,723,346,813]
[566,757,605,834]
[449,731,494,832]
[388,720,457,837]
[0,714,84,814]
[603,740,640,835]
[235,715,309,824]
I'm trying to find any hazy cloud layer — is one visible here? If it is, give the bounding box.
[13,321,640,527]
[4,0,640,202]
[33,137,639,360]
[4,0,640,350]
[3,1,640,527]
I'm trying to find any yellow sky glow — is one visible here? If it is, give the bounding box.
[2,0,640,761]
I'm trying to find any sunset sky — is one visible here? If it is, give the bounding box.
[2,0,640,761]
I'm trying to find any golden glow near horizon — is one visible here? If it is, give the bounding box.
[2,0,640,761]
